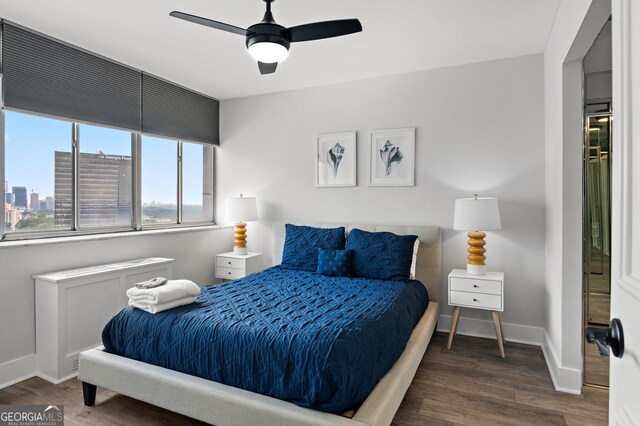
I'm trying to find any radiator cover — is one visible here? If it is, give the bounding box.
[33,257,174,383]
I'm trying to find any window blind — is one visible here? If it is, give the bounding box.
[142,74,219,145]
[2,23,141,131]
[0,20,219,144]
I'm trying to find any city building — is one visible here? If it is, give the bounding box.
[45,196,55,210]
[30,192,40,212]
[4,203,19,231]
[55,151,132,228]
[12,186,27,208]
[39,201,47,210]
[4,193,14,205]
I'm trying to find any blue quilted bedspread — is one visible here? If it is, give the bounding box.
[102,266,429,413]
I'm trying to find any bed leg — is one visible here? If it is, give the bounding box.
[82,382,97,406]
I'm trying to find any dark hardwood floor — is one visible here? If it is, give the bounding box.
[0,333,608,425]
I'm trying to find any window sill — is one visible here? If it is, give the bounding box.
[0,224,232,249]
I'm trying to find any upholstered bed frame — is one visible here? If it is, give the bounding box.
[78,223,441,426]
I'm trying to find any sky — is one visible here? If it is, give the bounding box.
[4,110,205,205]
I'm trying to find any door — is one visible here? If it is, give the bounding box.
[609,0,640,423]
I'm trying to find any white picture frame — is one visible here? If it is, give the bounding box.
[316,131,357,187]
[369,128,415,187]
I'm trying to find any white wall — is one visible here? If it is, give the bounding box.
[584,20,612,103]
[584,20,612,73]
[0,227,233,386]
[219,54,546,341]
[543,0,610,393]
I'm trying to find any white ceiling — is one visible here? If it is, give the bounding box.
[0,0,559,100]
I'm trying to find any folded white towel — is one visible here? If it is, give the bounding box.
[129,296,197,314]
[126,279,201,305]
[134,277,168,289]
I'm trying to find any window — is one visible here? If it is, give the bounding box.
[182,142,214,223]
[1,20,219,239]
[78,124,133,228]
[142,136,178,225]
[4,111,72,233]
[2,110,216,239]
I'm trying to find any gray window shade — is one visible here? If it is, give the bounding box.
[2,23,141,131]
[142,74,219,145]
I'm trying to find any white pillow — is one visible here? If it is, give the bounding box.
[409,239,420,280]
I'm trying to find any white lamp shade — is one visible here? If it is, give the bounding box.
[248,42,289,63]
[225,196,258,222]
[453,197,501,231]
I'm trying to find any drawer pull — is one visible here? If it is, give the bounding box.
[473,298,478,302]
[474,284,478,288]
[228,261,232,265]
[228,272,232,275]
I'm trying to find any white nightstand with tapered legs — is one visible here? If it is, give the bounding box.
[447,269,505,358]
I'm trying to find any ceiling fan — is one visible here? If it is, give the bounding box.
[170,0,362,75]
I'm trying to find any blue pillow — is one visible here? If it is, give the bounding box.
[346,229,418,281]
[281,224,346,272]
[316,249,353,277]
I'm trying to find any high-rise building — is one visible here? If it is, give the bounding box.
[30,192,40,212]
[4,180,7,193]
[54,151,132,228]
[12,187,27,208]
[39,200,48,210]
[45,196,55,210]
[4,193,14,205]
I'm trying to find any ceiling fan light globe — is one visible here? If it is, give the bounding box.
[248,42,289,63]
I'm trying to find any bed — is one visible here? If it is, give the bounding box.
[78,223,441,426]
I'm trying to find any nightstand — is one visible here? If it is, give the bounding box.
[215,252,263,280]
[447,269,505,358]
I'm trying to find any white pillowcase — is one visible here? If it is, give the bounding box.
[409,239,420,280]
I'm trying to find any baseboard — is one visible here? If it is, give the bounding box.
[36,371,77,385]
[541,330,582,394]
[437,314,544,346]
[0,354,36,389]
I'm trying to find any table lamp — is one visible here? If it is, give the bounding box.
[225,194,258,255]
[453,195,501,275]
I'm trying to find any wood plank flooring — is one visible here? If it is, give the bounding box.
[394,333,608,425]
[0,333,608,425]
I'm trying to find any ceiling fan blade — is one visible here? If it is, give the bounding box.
[258,62,278,75]
[288,19,362,42]
[170,11,247,36]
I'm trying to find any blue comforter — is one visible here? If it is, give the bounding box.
[102,266,429,413]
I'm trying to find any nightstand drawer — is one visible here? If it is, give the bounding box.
[216,257,245,270]
[216,267,245,280]
[450,290,502,310]
[450,277,502,295]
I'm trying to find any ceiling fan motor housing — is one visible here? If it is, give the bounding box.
[245,23,291,52]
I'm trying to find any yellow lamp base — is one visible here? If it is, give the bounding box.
[466,231,487,276]
[234,222,248,255]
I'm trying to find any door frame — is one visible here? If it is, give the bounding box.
[560,0,611,391]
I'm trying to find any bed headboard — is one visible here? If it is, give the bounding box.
[273,223,441,302]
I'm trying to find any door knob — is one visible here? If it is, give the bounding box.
[585,318,624,358]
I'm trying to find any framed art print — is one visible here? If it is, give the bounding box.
[316,131,356,187]
[369,128,415,186]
